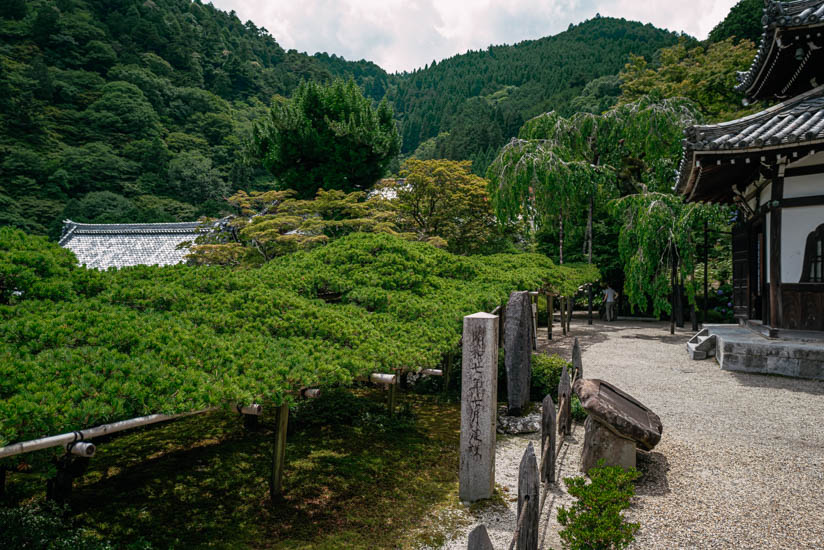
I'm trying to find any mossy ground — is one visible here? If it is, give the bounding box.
[5,391,466,549]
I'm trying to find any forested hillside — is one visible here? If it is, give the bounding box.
[389,17,681,168]
[0,0,385,237]
[0,1,690,237]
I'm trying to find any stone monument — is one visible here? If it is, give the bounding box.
[573,378,663,473]
[459,312,499,502]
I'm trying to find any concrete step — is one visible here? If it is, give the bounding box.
[686,329,716,360]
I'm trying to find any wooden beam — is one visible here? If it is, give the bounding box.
[781,195,824,208]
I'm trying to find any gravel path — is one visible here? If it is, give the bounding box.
[442,317,824,549]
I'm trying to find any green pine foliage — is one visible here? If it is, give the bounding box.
[0,229,597,462]
[251,79,400,199]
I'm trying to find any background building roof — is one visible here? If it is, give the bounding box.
[59,220,202,269]
[676,84,824,202]
[736,0,824,101]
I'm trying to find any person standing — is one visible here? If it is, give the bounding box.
[602,284,618,321]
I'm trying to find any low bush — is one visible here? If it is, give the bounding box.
[531,353,570,401]
[0,501,150,549]
[556,461,640,550]
[571,394,588,421]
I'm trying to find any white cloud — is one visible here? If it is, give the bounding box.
[209,0,740,72]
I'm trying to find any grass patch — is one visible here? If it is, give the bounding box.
[5,391,462,549]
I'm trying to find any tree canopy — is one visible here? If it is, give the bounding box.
[251,79,400,199]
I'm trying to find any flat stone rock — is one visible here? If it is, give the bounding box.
[573,378,662,451]
[497,411,541,434]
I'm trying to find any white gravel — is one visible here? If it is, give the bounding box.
[440,317,824,549]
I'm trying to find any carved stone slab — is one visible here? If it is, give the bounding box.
[504,291,533,416]
[572,337,583,379]
[573,378,662,450]
[459,313,499,502]
[541,394,556,484]
[557,363,571,435]
[517,442,539,550]
[467,524,494,550]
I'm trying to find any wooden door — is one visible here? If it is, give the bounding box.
[732,223,749,321]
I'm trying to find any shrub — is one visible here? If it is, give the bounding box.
[557,461,641,550]
[0,502,145,549]
[531,353,570,401]
[570,394,588,421]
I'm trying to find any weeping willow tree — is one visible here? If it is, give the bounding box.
[488,96,724,327]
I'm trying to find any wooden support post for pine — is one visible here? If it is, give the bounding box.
[443,351,452,395]
[547,293,553,340]
[269,402,289,501]
[0,467,5,500]
[560,297,567,336]
[388,376,398,416]
[587,284,593,325]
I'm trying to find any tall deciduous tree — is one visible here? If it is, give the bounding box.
[251,79,400,199]
[378,159,509,255]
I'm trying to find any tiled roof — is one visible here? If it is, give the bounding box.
[676,84,824,200]
[736,0,824,100]
[59,220,203,269]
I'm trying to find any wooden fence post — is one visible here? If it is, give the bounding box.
[269,402,289,501]
[516,443,539,550]
[541,394,556,484]
[547,293,553,341]
[467,524,494,550]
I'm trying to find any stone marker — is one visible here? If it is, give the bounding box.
[557,363,571,436]
[460,312,499,502]
[574,378,663,473]
[517,442,540,550]
[467,524,494,550]
[505,291,533,416]
[541,394,556,484]
[572,337,583,379]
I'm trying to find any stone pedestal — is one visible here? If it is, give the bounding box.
[580,416,636,473]
[460,312,499,502]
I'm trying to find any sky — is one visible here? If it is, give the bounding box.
[209,0,739,73]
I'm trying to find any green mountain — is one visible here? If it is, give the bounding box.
[389,17,681,168]
[0,0,385,236]
[708,0,764,44]
[0,1,682,236]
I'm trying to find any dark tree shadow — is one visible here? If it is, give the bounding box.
[729,371,824,396]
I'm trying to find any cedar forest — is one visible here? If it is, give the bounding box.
[0,1,771,545]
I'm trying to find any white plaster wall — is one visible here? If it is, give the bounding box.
[782,205,824,282]
[784,173,824,199]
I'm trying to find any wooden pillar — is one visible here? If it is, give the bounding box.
[388,375,398,416]
[547,293,553,341]
[769,166,785,329]
[270,402,289,501]
[703,219,709,325]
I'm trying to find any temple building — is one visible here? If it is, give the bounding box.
[676,0,824,378]
[59,220,202,270]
